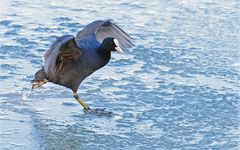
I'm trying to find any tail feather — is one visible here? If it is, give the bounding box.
[32,67,48,89]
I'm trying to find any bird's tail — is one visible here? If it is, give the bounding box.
[32,67,48,89]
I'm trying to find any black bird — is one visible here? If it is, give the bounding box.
[32,20,133,115]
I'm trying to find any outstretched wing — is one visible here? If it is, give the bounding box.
[76,20,133,50]
[44,35,82,79]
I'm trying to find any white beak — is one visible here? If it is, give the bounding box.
[114,39,123,53]
[115,46,123,53]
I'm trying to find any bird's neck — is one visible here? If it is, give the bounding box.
[97,46,111,61]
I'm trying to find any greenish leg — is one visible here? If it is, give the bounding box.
[73,93,91,111]
[73,92,113,116]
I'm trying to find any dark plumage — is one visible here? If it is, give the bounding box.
[32,20,133,114]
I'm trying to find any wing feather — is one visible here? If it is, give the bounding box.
[76,20,133,50]
[43,35,81,79]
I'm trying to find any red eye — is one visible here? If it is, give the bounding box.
[111,41,115,46]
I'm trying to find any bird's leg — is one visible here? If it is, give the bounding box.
[73,92,113,116]
[73,93,113,116]
[73,93,91,112]
[32,79,48,89]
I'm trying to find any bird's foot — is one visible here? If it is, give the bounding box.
[84,108,113,116]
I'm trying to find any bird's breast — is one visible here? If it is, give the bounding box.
[84,53,110,73]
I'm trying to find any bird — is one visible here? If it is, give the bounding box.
[32,20,133,115]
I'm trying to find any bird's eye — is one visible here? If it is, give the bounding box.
[111,41,115,46]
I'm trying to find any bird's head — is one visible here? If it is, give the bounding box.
[101,37,123,53]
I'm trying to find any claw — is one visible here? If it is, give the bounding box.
[85,108,113,116]
[32,79,48,89]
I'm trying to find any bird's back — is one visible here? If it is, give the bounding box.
[46,35,110,92]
